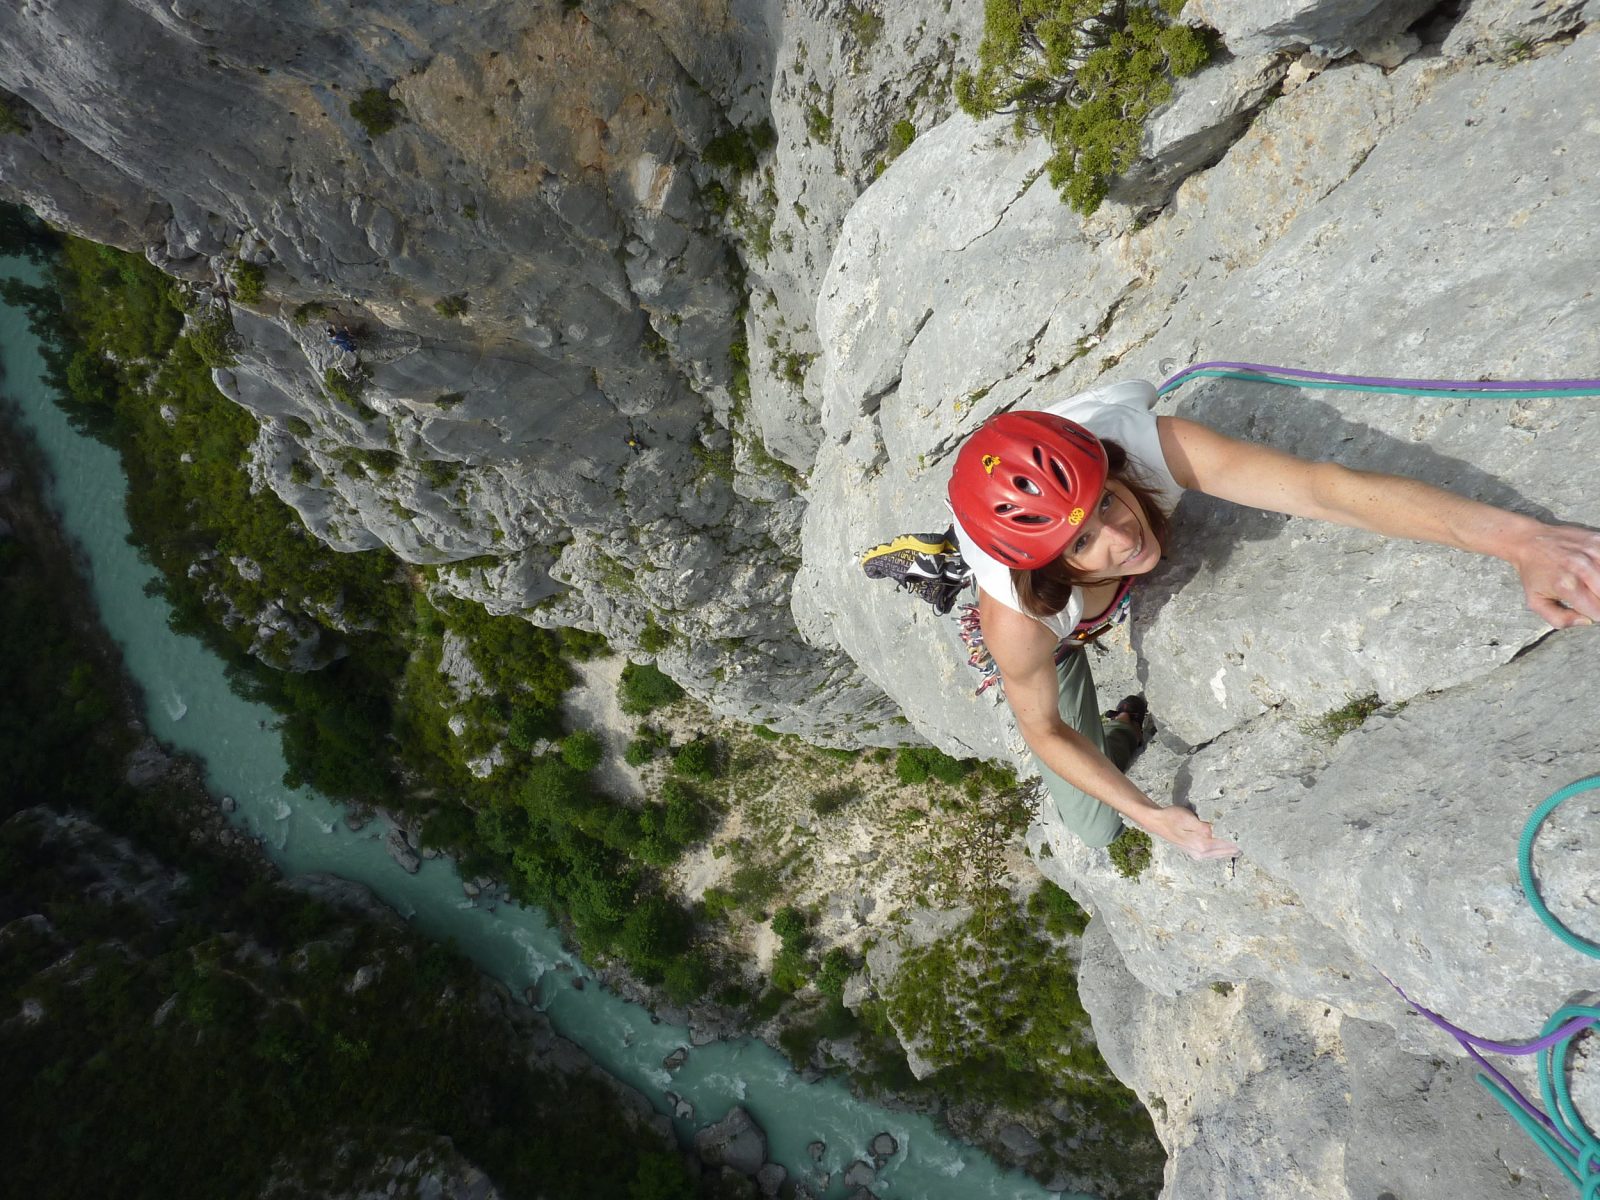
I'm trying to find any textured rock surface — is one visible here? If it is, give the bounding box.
[0,0,969,739]
[692,1104,769,1176]
[798,7,1600,1199]
[6,1,1600,1196]
[1185,0,1436,57]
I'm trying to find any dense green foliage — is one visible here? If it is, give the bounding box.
[231,258,266,303]
[887,907,1163,1192]
[1029,879,1090,936]
[619,660,686,715]
[560,729,605,772]
[955,0,1211,213]
[671,736,720,781]
[895,745,972,785]
[702,121,776,175]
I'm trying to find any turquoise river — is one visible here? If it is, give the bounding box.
[0,255,1092,1200]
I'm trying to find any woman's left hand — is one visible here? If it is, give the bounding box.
[1508,523,1600,628]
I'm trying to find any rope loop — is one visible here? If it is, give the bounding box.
[1519,777,1600,959]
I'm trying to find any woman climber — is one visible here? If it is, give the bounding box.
[949,379,1600,861]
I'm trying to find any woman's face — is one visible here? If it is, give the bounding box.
[1062,481,1160,582]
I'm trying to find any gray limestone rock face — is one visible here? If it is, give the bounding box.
[0,0,963,741]
[1442,0,1599,59]
[802,25,1600,758]
[1110,50,1291,212]
[802,18,1600,1200]
[1184,0,1436,58]
[1075,920,1575,1200]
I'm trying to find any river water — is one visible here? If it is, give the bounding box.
[0,256,1087,1200]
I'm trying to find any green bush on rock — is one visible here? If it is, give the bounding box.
[955,0,1211,214]
[231,259,266,304]
[349,87,403,137]
[618,661,684,715]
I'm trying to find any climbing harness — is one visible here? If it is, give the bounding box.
[1158,360,1600,401]
[1386,775,1599,1197]
[954,576,1135,699]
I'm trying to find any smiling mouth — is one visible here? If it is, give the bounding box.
[1123,534,1144,565]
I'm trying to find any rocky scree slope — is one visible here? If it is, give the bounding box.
[796,2,1600,1198]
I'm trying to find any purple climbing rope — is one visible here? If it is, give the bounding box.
[1160,360,1600,395]
[1384,974,1599,1150]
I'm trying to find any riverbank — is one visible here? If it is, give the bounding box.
[0,390,719,1197]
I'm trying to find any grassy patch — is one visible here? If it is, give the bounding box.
[1302,692,1383,741]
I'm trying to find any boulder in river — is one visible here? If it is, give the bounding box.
[662,1046,689,1071]
[842,1160,876,1189]
[692,1106,768,1177]
[664,1091,694,1121]
[383,827,420,874]
[869,1131,898,1161]
[756,1162,786,1196]
[807,1140,826,1164]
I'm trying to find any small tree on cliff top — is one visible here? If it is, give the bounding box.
[955,0,1211,215]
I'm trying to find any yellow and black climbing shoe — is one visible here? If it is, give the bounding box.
[859,528,972,616]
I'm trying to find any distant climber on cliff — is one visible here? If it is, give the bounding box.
[942,379,1600,862]
[326,324,357,355]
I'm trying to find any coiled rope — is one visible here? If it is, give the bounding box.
[1387,777,1599,1197]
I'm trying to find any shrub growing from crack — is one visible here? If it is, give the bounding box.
[231,259,266,304]
[955,0,1212,214]
[349,87,403,137]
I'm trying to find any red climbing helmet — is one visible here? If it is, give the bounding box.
[948,411,1108,568]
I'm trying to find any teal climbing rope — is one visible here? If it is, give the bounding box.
[1481,1001,1600,1199]
[1392,777,1599,1196]
[1158,357,1599,1189]
[1519,775,1600,959]
[1490,776,1600,1198]
[1157,360,1600,400]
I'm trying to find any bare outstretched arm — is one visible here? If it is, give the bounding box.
[1158,415,1600,628]
[980,593,1239,861]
